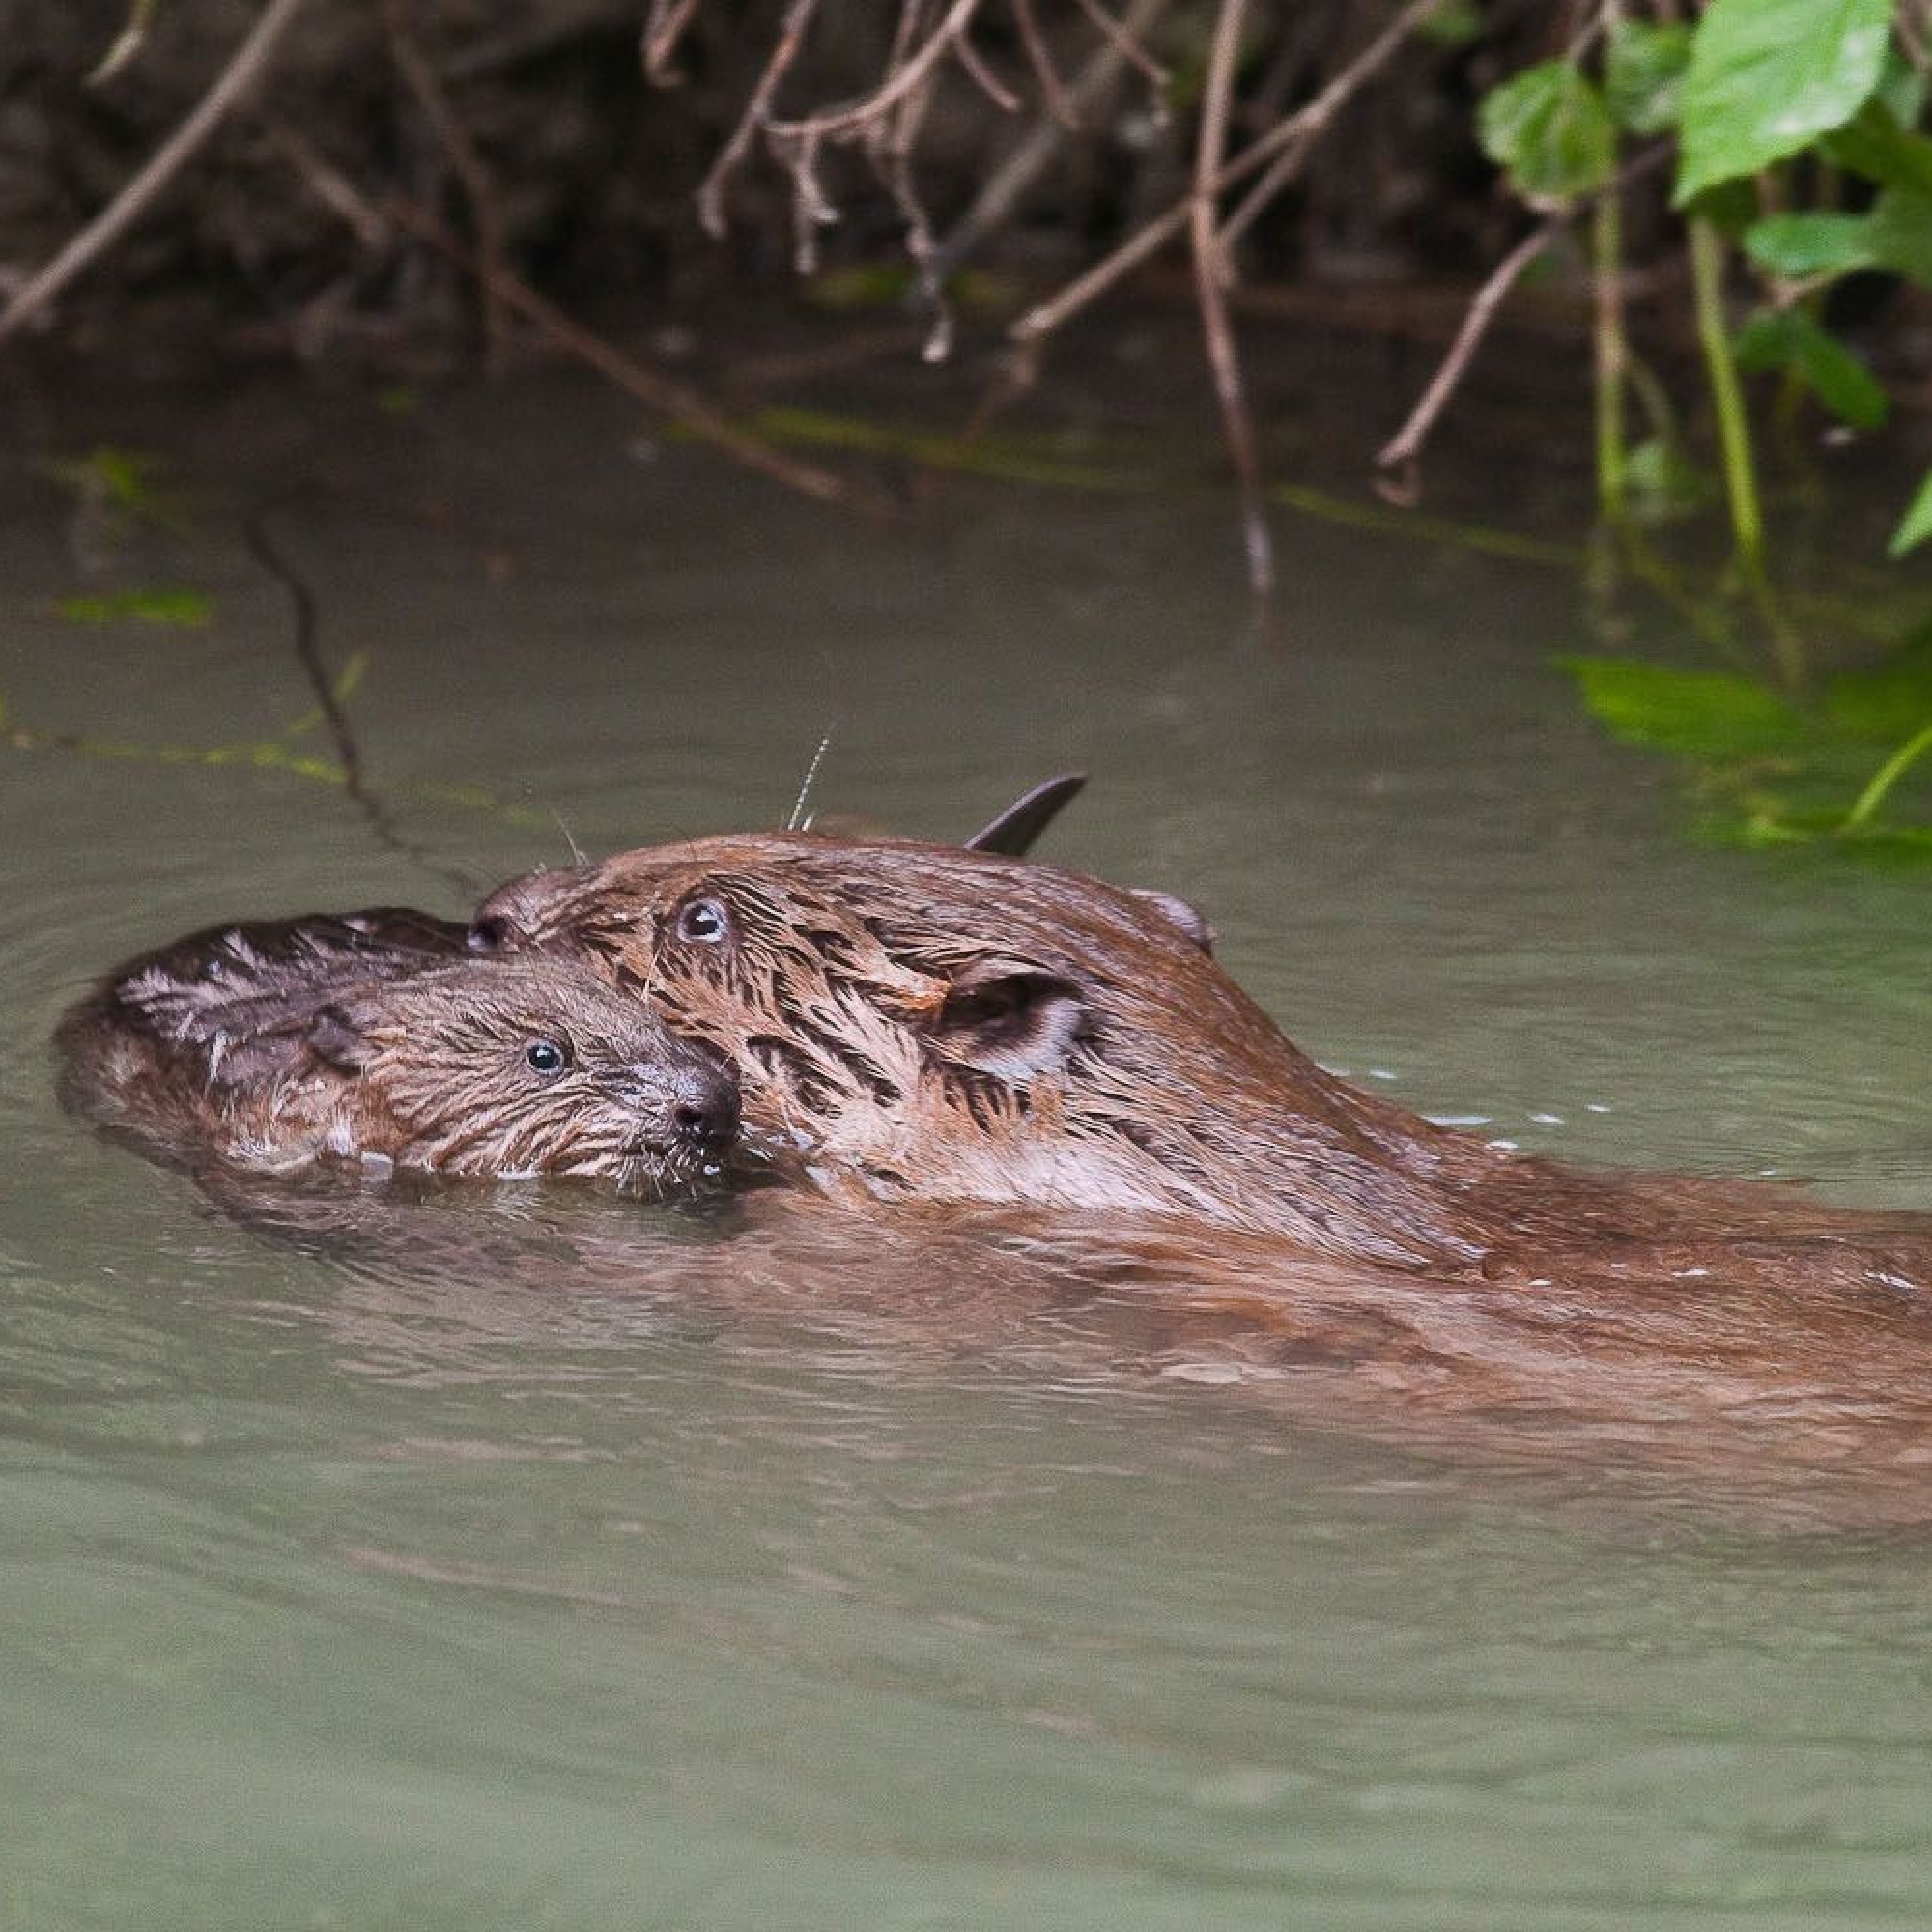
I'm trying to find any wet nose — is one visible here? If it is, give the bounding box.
[669,1059,741,1152]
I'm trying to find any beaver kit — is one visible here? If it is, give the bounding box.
[59,910,740,1190]
[470,830,1932,1298]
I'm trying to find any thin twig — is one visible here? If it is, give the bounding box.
[949,26,1022,113]
[1191,0,1273,597]
[696,0,821,238]
[764,0,981,143]
[384,197,894,517]
[1012,0,1453,349]
[384,0,509,375]
[259,121,391,251]
[244,489,479,895]
[1010,0,1080,129]
[934,0,1169,279]
[1375,216,1563,494]
[0,0,315,347]
[641,0,706,84]
[1377,143,1673,494]
[1070,0,1170,91]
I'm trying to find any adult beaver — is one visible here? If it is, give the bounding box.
[469,832,1932,1293]
[59,910,741,1189]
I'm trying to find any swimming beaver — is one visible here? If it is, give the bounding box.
[59,911,741,1189]
[469,832,1932,1290]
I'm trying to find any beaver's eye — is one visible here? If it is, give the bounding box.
[674,896,731,944]
[526,1037,571,1076]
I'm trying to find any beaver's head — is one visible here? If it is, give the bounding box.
[468,834,1484,1264]
[298,956,740,1187]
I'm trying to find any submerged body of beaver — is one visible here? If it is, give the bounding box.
[59,909,742,1189]
[471,830,1932,1300]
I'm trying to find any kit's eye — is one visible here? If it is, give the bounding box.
[526,1038,571,1076]
[674,896,731,944]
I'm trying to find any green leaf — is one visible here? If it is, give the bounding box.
[1733,307,1889,429]
[1889,467,1932,557]
[1875,46,1929,129]
[1742,210,1880,278]
[1560,656,1810,759]
[1826,633,1932,735]
[1821,97,1932,193]
[1623,438,1716,525]
[1417,0,1482,46]
[1605,20,1693,135]
[52,586,213,627]
[1675,0,1892,204]
[1864,189,1932,284]
[1478,62,1616,205]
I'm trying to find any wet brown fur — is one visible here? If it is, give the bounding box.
[59,913,740,1189]
[471,832,1932,1295]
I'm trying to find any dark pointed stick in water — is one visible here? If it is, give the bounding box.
[244,490,479,897]
[964,772,1087,855]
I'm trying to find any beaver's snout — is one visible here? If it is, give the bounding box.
[668,1061,741,1155]
[637,1049,740,1168]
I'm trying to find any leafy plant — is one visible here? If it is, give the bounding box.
[1481,0,1931,587]
[1483,3,1932,856]
[53,586,213,627]
[1565,624,1932,854]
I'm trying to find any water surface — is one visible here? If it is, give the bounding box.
[5,367,1932,1928]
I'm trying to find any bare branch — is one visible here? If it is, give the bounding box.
[1375,216,1564,494]
[1190,0,1273,597]
[385,197,895,518]
[384,0,509,375]
[697,0,821,238]
[641,0,706,85]
[1011,0,1081,130]
[245,489,479,896]
[1377,146,1671,492]
[934,0,1170,280]
[1012,0,1455,349]
[0,0,316,348]
[1070,0,1171,93]
[764,0,981,144]
[950,25,1021,114]
[260,120,391,251]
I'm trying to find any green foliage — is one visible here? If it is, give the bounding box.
[1477,62,1616,204]
[1477,3,1932,838]
[52,586,213,627]
[1820,91,1932,191]
[1622,439,1715,523]
[1564,639,1932,854]
[39,445,185,530]
[1889,469,1932,557]
[1673,0,1892,203]
[1732,308,1888,429]
[1562,657,1808,759]
[1746,192,1932,284]
[1742,211,1882,279]
[1605,20,1692,136]
[1417,0,1484,46]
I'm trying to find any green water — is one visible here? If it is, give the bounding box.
[6,367,1932,1928]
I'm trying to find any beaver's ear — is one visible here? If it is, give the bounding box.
[305,1004,373,1073]
[1130,888,1215,954]
[927,957,1089,1082]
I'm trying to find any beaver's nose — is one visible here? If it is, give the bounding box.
[669,1060,741,1152]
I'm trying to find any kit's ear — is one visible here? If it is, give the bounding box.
[1131,888,1216,955]
[304,1003,374,1074]
[923,956,1090,1082]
